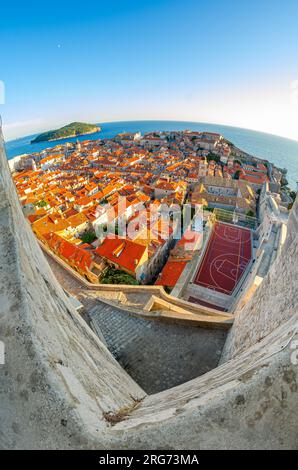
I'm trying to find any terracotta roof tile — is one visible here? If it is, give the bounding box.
[95,235,146,273]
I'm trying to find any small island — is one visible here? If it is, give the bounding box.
[31,122,101,143]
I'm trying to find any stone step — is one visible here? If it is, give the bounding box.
[88,300,227,394]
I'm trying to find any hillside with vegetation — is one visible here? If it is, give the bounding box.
[31,122,100,143]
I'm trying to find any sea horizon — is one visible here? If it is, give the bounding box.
[4,119,298,188]
[5,119,298,144]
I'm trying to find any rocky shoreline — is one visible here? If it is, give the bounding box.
[45,127,101,142]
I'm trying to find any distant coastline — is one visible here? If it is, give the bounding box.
[4,120,298,188]
[30,122,101,144]
[39,129,101,143]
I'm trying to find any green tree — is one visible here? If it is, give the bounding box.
[246,210,255,217]
[100,267,138,285]
[35,200,47,208]
[80,231,97,244]
[206,153,220,163]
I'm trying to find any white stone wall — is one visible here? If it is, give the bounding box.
[221,199,298,361]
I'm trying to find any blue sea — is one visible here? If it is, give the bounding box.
[5,120,298,188]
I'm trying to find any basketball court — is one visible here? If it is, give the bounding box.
[194,221,252,295]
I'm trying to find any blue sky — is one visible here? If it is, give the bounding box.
[1,0,298,140]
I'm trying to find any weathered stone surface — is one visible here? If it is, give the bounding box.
[88,301,226,393]
[0,129,298,449]
[221,200,298,361]
[0,133,145,449]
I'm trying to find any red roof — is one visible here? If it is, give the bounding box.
[155,261,187,287]
[43,232,93,272]
[239,172,268,184]
[177,230,201,249]
[27,214,40,224]
[95,236,146,273]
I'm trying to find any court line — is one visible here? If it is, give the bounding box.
[194,221,252,294]
[195,224,215,282]
[210,253,240,292]
[234,228,241,287]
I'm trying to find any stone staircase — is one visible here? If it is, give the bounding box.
[88,300,227,394]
